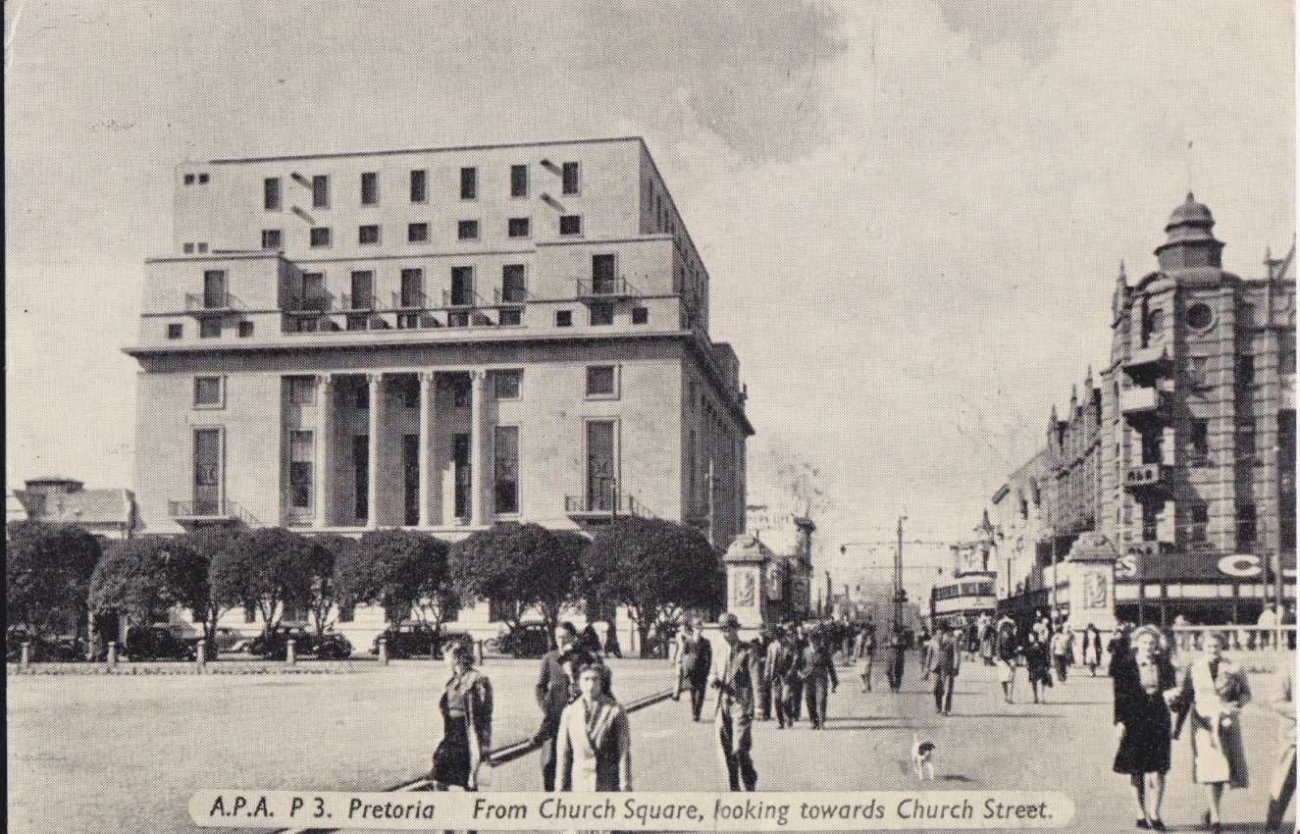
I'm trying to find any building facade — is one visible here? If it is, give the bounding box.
[124,137,752,635]
[745,505,815,621]
[989,195,1295,627]
[13,477,138,540]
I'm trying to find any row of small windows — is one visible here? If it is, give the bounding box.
[169,320,255,340]
[260,216,579,250]
[192,366,618,410]
[262,163,581,211]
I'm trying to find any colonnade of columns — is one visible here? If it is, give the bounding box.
[308,369,487,529]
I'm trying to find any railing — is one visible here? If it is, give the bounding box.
[340,293,374,311]
[564,493,657,519]
[391,291,425,310]
[442,289,485,309]
[1170,625,1296,655]
[286,295,331,313]
[494,286,529,305]
[576,276,636,299]
[167,499,259,526]
[184,292,239,312]
[1124,463,1166,491]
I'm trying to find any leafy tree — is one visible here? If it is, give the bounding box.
[6,521,102,638]
[88,537,184,627]
[448,523,581,633]
[582,517,723,657]
[174,527,243,652]
[336,529,450,630]
[210,527,316,634]
[305,534,353,636]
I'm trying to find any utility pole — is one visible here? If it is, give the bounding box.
[894,514,906,628]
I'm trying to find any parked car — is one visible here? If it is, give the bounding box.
[6,628,86,662]
[371,624,473,659]
[494,621,552,659]
[247,623,352,660]
[125,625,197,661]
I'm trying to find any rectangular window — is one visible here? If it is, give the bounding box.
[198,173,209,184]
[346,315,368,331]
[1189,504,1209,544]
[402,434,419,525]
[453,432,471,518]
[590,303,614,326]
[289,430,314,510]
[193,428,222,515]
[309,227,331,248]
[1190,418,1209,465]
[358,224,380,245]
[494,426,520,514]
[1188,356,1210,388]
[199,317,221,338]
[398,377,419,409]
[194,376,223,407]
[632,306,649,325]
[559,215,582,236]
[410,169,427,203]
[460,167,477,199]
[184,174,195,185]
[494,370,521,399]
[458,220,479,241]
[338,603,355,623]
[1236,504,1257,551]
[400,269,423,308]
[261,229,282,250]
[450,266,474,306]
[592,254,617,294]
[353,435,368,521]
[196,242,208,254]
[203,270,227,308]
[1141,503,1159,542]
[167,323,183,340]
[1237,354,1255,386]
[555,310,572,327]
[1237,420,1256,459]
[499,308,522,326]
[562,161,580,195]
[408,222,429,243]
[511,164,528,197]
[355,384,369,409]
[264,177,281,211]
[183,243,194,254]
[1140,431,1162,465]
[1282,331,1297,375]
[287,376,317,406]
[360,172,379,205]
[508,217,531,238]
[501,264,527,303]
[586,420,615,511]
[586,365,616,398]
[300,272,327,311]
[350,271,374,309]
[238,321,254,338]
[311,174,329,208]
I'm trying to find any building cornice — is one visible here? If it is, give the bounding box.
[202,136,643,166]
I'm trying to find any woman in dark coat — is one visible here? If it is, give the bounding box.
[1023,631,1053,704]
[430,642,493,791]
[1112,625,1177,831]
[1082,623,1104,676]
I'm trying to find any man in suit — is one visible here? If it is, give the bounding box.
[766,626,799,728]
[799,626,838,729]
[928,622,962,716]
[534,621,598,791]
[674,618,713,721]
[712,613,758,791]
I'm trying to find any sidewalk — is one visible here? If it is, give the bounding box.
[480,653,1293,832]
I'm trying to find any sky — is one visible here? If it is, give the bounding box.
[5,0,1295,596]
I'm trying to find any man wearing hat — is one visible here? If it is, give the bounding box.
[712,613,759,791]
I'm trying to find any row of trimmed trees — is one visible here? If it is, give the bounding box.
[7,517,724,658]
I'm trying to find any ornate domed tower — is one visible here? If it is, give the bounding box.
[1154,192,1225,271]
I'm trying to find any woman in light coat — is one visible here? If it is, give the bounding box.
[1171,631,1251,833]
[557,661,632,792]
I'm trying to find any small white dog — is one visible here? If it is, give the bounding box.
[911,734,936,780]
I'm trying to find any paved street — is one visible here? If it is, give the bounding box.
[8,654,1295,833]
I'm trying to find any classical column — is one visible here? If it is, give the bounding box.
[469,369,485,526]
[418,371,435,528]
[313,373,333,528]
[367,372,383,529]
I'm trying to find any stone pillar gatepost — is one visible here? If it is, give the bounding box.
[366,372,383,529]
[469,370,486,526]
[286,639,297,666]
[20,642,30,671]
[378,637,389,666]
[418,371,435,528]
[722,533,774,636]
[107,641,118,666]
[196,639,207,670]
[313,373,333,528]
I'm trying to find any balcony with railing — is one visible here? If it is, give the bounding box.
[1120,386,1169,428]
[1123,463,1170,495]
[168,499,259,529]
[576,276,637,301]
[564,492,658,523]
[1122,344,1172,386]
[494,286,529,306]
[443,289,487,309]
[184,291,241,315]
[391,290,426,311]
[341,293,375,312]
[284,294,333,314]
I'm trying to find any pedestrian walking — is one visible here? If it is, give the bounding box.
[766,626,799,728]
[534,622,599,791]
[853,626,876,693]
[430,643,493,792]
[1170,631,1252,834]
[979,611,996,667]
[1082,623,1103,677]
[1109,622,1133,676]
[995,617,1018,704]
[557,661,632,792]
[917,624,932,680]
[711,613,758,791]
[1024,630,1052,704]
[928,623,961,716]
[1051,626,1072,683]
[751,627,771,721]
[1111,624,1177,831]
[1265,663,1296,834]
[673,618,713,722]
[798,628,838,729]
[884,624,906,692]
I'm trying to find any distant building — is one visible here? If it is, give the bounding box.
[12,477,138,539]
[746,505,814,620]
[988,195,1296,628]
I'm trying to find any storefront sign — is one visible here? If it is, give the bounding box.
[1116,549,1296,581]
